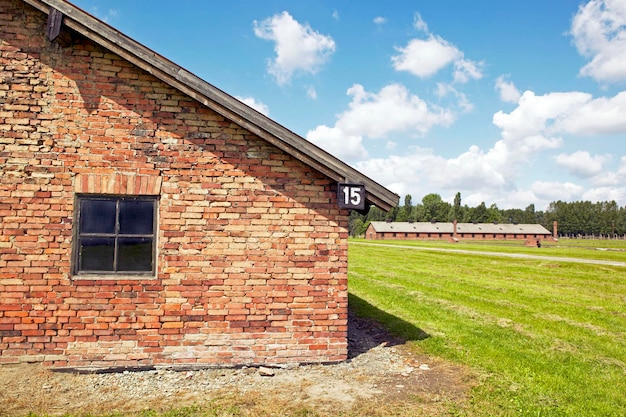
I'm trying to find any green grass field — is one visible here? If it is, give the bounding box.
[349,239,626,416]
[350,237,626,262]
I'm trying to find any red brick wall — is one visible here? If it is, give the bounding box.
[0,0,348,368]
[364,223,377,240]
[368,231,549,241]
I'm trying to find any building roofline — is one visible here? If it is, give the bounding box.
[368,221,552,234]
[22,0,399,211]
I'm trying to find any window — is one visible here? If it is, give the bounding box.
[74,195,157,275]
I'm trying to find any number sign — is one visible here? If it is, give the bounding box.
[337,183,365,210]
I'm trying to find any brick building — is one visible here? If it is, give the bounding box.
[0,0,398,369]
[366,221,554,244]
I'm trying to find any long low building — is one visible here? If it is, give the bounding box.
[365,221,555,243]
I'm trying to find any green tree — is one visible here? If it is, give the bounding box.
[353,218,364,236]
[501,208,524,224]
[422,193,450,222]
[600,201,619,235]
[522,204,536,224]
[487,203,503,223]
[469,202,489,223]
[449,192,463,222]
[348,210,365,237]
[414,204,426,222]
[386,206,399,222]
[365,206,386,222]
[618,206,626,235]
[397,194,413,222]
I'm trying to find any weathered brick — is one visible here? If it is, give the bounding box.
[0,0,349,369]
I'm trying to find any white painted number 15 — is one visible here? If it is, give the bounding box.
[342,186,361,206]
[338,183,365,210]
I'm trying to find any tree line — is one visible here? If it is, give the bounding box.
[350,192,626,238]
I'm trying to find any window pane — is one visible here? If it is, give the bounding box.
[80,237,115,271]
[80,199,116,234]
[119,200,154,235]
[117,237,153,272]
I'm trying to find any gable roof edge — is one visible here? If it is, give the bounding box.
[22,0,399,211]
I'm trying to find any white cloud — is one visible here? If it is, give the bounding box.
[337,84,454,138]
[618,156,626,176]
[352,145,509,208]
[571,0,626,83]
[305,83,454,161]
[463,192,499,209]
[373,16,387,25]
[354,149,439,195]
[582,186,626,203]
[349,87,623,210]
[253,11,336,85]
[453,59,483,84]
[306,86,318,100]
[590,156,626,186]
[555,151,611,178]
[531,181,584,201]
[440,145,507,189]
[436,83,474,112]
[332,10,339,20]
[413,13,428,32]
[485,91,626,184]
[492,91,590,143]
[351,136,625,211]
[392,36,461,78]
[333,81,626,209]
[386,141,397,150]
[235,96,270,116]
[493,89,626,142]
[497,189,542,210]
[495,76,521,103]
[392,16,482,84]
[306,125,367,160]
[554,91,626,135]
[90,7,118,23]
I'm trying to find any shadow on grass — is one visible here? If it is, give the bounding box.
[348,293,430,359]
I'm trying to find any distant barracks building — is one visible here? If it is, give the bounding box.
[366,221,555,245]
[0,0,398,368]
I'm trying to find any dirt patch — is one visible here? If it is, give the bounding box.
[0,313,473,416]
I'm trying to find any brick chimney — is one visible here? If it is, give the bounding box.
[553,220,558,240]
[453,219,458,238]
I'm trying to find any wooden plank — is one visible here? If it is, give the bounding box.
[45,7,63,41]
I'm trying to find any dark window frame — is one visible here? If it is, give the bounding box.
[72,194,158,277]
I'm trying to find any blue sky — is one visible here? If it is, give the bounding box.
[70,0,626,210]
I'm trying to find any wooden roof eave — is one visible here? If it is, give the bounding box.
[24,0,399,211]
